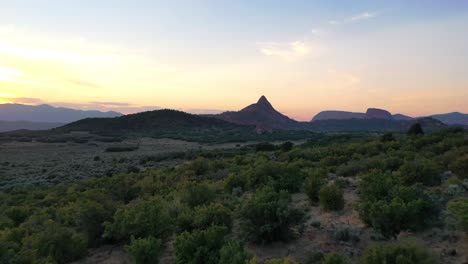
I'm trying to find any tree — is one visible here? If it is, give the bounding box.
[240,185,303,242]
[127,236,164,264]
[319,184,344,211]
[407,123,424,136]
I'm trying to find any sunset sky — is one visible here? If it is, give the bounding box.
[0,1,467,120]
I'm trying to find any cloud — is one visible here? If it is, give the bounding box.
[259,41,314,60]
[12,97,44,104]
[328,11,379,26]
[327,69,361,86]
[349,12,378,22]
[184,109,223,115]
[0,66,47,87]
[89,101,132,107]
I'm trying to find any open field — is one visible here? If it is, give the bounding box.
[0,138,307,190]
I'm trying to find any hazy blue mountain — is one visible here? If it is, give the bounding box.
[393,114,414,120]
[0,120,65,132]
[0,104,122,123]
[430,112,468,125]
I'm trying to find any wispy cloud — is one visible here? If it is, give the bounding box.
[0,66,47,87]
[89,101,132,107]
[328,11,379,25]
[349,12,378,22]
[258,41,314,60]
[327,69,361,86]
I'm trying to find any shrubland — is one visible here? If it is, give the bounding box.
[0,128,466,263]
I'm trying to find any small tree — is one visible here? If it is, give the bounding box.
[407,123,424,136]
[319,184,344,211]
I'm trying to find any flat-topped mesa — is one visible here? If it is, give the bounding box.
[312,111,365,121]
[365,108,392,119]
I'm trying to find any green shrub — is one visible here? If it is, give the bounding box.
[240,185,303,243]
[246,160,305,193]
[448,198,468,232]
[103,197,172,241]
[58,199,113,246]
[224,174,248,193]
[180,182,216,208]
[381,133,396,142]
[4,206,30,226]
[24,220,87,263]
[358,172,440,237]
[449,154,468,179]
[321,253,349,264]
[265,257,299,264]
[280,141,294,152]
[319,184,344,211]
[304,171,326,203]
[127,236,164,264]
[174,225,227,264]
[219,240,252,264]
[361,240,438,264]
[193,203,233,230]
[399,158,442,186]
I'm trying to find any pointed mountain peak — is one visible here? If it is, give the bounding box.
[257,95,272,107]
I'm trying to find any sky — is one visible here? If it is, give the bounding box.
[0,1,467,121]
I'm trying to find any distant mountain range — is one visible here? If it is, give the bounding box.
[0,120,65,133]
[0,104,122,132]
[0,98,466,134]
[312,108,468,126]
[0,104,122,123]
[430,112,468,126]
